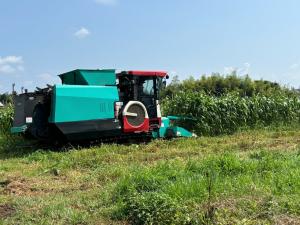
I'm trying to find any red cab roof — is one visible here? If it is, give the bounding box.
[125,71,168,77]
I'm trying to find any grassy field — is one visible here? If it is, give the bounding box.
[0,127,300,225]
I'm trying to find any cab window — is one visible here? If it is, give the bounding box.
[142,79,154,96]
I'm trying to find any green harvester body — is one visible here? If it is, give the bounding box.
[11,69,194,142]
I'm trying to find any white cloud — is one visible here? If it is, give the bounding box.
[0,56,24,74]
[224,66,237,75]
[0,56,23,64]
[224,62,251,75]
[94,0,117,6]
[239,62,251,75]
[290,63,299,70]
[0,65,15,73]
[74,27,90,39]
[37,73,60,85]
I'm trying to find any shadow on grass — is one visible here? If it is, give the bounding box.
[0,136,65,159]
[0,135,153,160]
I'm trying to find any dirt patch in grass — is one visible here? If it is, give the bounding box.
[214,195,300,225]
[4,180,30,196]
[266,138,298,150]
[1,177,33,196]
[0,204,15,219]
[1,175,97,198]
[274,215,300,225]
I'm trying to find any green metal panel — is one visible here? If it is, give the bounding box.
[159,117,170,137]
[152,117,169,138]
[49,85,119,123]
[59,69,116,86]
[152,117,194,138]
[80,70,116,85]
[11,125,27,134]
[60,71,86,85]
[171,126,193,137]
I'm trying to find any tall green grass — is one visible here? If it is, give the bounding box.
[163,92,300,136]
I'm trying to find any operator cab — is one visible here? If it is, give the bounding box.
[117,71,168,131]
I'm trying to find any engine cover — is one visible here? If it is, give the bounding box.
[122,101,149,133]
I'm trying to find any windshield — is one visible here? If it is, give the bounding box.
[142,79,154,96]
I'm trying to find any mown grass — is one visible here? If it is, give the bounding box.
[0,127,300,224]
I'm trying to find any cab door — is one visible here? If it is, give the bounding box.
[137,77,157,119]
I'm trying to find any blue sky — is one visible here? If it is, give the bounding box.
[1,0,300,93]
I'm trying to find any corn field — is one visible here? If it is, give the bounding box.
[0,105,13,138]
[162,91,300,136]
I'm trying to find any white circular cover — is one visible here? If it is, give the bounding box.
[123,101,149,127]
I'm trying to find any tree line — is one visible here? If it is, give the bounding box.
[161,72,298,99]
